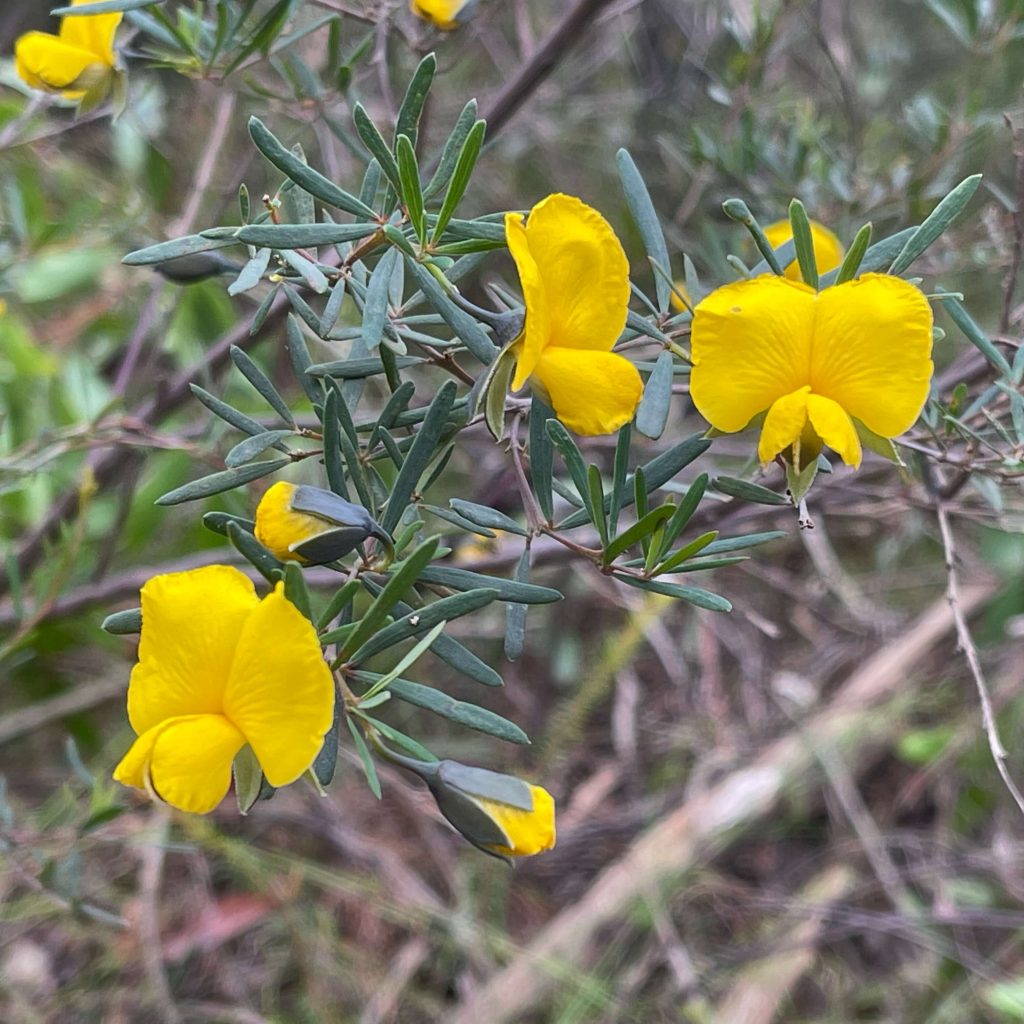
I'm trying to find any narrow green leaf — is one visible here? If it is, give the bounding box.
[889,174,982,275]
[722,198,784,275]
[417,565,561,604]
[349,588,498,664]
[788,199,818,289]
[338,537,440,659]
[381,380,458,534]
[938,294,1013,376]
[311,703,340,786]
[653,530,719,574]
[236,222,377,248]
[603,504,673,564]
[123,234,236,266]
[281,248,329,294]
[713,476,791,506]
[546,420,593,513]
[432,120,486,242]
[307,355,424,379]
[225,429,295,468]
[233,745,264,815]
[424,100,478,200]
[230,345,295,425]
[55,0,163,13]
[819,227,916,287]
[661,472,708,545]
[702,531,786,555]
[346,715,382,798]
[396,135,427,242]
[202,511,255,538]
[101,608,142,634]
[529,398,555,524]
[395,53,436,148]
[833,222,872,285]
[449,500,528,536]
[248,116,376,219]
[228,247,271,296]
[286,314,324,404]
[156,460,289,506]
[588,464,610,547]
[617,148,671,312]
[361,246,399,350]
[227,522,285,583]
[483,339,516,441]
[614,574,732,612]
[322,389,350,499]
[353,103,402,192]
[635,349,674,439]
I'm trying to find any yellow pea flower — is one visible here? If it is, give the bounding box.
[113,565,334,814]
[427,760,556,858]
[15,0,122,100]
[690,274,933,469]
[505,193,642,436]
[255,481,390,565]
[410,0,474,31]
[763,219,845,282]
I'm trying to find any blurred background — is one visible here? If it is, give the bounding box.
[3,0,1024,1021]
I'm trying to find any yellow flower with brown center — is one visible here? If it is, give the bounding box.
[113,565,334,814]
[15,0,122,99]
[690,274,933,469]
[410,0,473,30]
[505,193,642,436]
[763,219,845,282]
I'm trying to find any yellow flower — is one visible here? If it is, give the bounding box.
[690,274,933,469]
[15,0,122,99]
[427,760,556,858]
[113,565,334,814]
[763,219,845,282]
[410,0,473,30]
[254,481,389,565]
[505,193,641,436]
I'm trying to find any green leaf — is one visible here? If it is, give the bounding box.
[286,314,325,405]
[156,460,289,506]
[361,715,437,762]
[787,199,818,289]
[603,504,674,564]
[417,565,561,604]
[101,608,142,634]
[424,100,479,200]
[938,293,1013,376]
[617,148,672,313]
[396,135,427,242]
[588,465,610,547]
[529,398,555,523]
[352,103,402,193]
[226,249,270,297]
[123,234,236,266]
[224,429,294,468]
[653,530,719,574]
[347,588,499,664]
[785,457,818,505]
[381,380,458,534]
[395,53,436,148]
[713,476,790,506]
[889,174,982,275]
[403,256,496,364]
[283,561,313,621]
[482,337,517,441]
[504,544,530,662]
[702,531,786,555]
[322,389,350,499]
[354,672,528,745]
[546,419,593,516]
[635,350,674,439]
[360,246,400,350]
[230,346,295,425]
[338,537,440,659]
[55,0,163,12]
[311,703,340,786]
[559,434,711,530]
[281,249,329,294]
[202,511,255,538]
[833,222,872,285]
[248,117,377,219]
[358,621,448,700]
[722,198,784,275]
[432,120,487,243]
[235,222,378,248]
[227,522,285,583]
[346,715,382,798]
[449,500,528,536]
[232,746,264,815]
[307,355,424,379]
[614,574,732,612]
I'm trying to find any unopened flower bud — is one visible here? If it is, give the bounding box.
[255,482,390,565]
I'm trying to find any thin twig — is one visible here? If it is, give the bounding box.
[934,499,1024,816]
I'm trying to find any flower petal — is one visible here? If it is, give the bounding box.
[148,714,245,814]
[764,219,845,281]
[60,0,121,65]
[758,386,810,463]
[14,32,100,91]
[506,210,551,390]
[811,274,933,437]
[224,583,334,787]
[127,566,259,735]
[531,346,642,436]
[691,275,816,433]
[807,394,861,468]
[523,193,630,354]
[477,785,556,857]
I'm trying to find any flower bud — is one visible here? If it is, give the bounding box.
[426,760,556,860]
[255,482,390,565]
